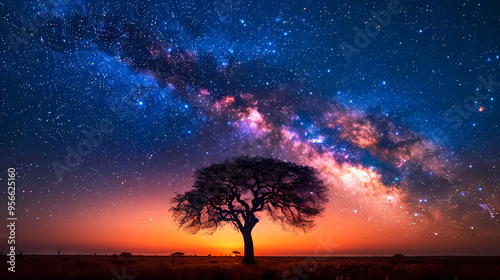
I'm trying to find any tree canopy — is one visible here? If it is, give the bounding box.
[170,156,329,263]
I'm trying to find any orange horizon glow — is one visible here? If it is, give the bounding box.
[15,186,498,256]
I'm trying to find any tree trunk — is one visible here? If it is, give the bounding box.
[242,229,255,264]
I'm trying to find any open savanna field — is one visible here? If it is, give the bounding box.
[1,255,499,280]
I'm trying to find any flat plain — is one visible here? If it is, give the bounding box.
[1,255,499,280]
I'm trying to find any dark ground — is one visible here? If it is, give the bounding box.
[1,255,499,280]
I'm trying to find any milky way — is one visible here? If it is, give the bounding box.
[1,0,499,254]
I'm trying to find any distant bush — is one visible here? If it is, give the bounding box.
[171,252,185,257]
[393,254,405,259]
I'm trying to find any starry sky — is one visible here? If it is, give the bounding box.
[0,0,499,256]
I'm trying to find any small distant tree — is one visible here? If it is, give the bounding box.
[232,251,241,257]
[170,156,328,264]
[56,246,64,259]
[171,252,185,264]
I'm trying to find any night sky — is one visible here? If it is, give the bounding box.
[1,0,499,256]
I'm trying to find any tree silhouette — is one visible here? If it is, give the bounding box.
[170,252,185,264]
[232,250,241,257]
[56,246,64,260]
[170,156,328,264]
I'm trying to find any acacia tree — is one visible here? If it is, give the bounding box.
[170,156,328,264]
[232,250,241,257]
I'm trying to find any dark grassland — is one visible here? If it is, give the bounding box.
[1,255,499,280]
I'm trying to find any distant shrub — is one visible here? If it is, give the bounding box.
[171,252,185,257]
